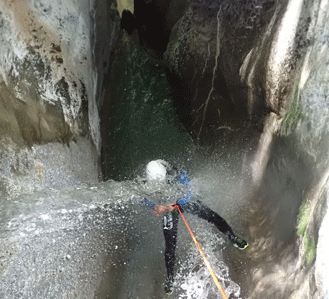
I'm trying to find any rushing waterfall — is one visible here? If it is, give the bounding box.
[1,0,329,298]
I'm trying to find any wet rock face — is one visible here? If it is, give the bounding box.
[0,0,93,141]
[120,0,280,143]
[0,184,111,299]
[1,0,329,298]
[163,0,317,143]
[133,0,188,55]
[161,1,329,298]
[0,0,121,199]
[164,0,279,142]
[241,0,313,116]
[0,137,100,200]
[245,1,329,297]
[0,182,167,299]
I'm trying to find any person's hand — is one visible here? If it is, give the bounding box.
[166,203,176,212]
[153,204,177,214]
[154,205,168,213]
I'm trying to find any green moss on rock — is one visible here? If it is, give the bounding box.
[304,234,316,265]
[297,201,316,265]
[280,83,303,136]
[297,201,310,236]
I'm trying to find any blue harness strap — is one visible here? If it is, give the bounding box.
[176,171,193,208]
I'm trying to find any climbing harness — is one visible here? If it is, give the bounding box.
[174,204,228,299]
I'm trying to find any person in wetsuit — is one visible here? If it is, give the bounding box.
[143,160,248,294]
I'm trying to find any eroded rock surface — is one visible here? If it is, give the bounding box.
[0,0,120,199]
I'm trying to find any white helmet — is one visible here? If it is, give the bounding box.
[146,160,168,182]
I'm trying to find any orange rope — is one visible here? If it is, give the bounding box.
[175,204,228,299]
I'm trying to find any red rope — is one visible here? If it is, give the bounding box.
[175,204,228,299]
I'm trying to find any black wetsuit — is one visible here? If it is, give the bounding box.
[143,169,239,287]
[163,200,236,285]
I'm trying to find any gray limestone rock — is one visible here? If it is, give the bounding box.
[164,0,279,141]
[0,0,121,199]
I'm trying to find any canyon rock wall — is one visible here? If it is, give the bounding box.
[0,0,120,199]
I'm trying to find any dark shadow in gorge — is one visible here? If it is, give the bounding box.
[100,32,193,181]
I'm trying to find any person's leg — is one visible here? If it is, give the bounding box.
[184,200,235,238]
[183,200,248,249]
[163,211,179,293]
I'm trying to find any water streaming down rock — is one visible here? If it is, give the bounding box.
[1,0,329,298]
[0,2,243,297]
[245,0,329,297]
[0,181,166,298]
[0,176,246,299]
